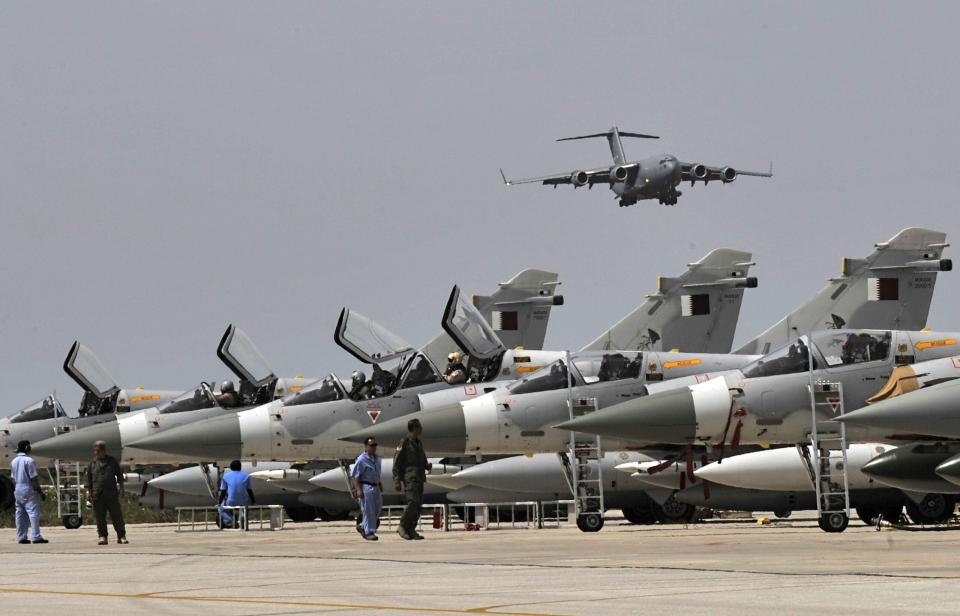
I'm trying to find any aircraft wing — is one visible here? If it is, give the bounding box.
[500,166,611,187]
[680,162,772,183]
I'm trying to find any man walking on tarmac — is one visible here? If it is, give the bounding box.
[393,418,432,540]
[352,437,383,541]
[11,440,47,544]
[85,440,127,545]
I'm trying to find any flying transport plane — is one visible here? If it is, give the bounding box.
[500,126,772,207]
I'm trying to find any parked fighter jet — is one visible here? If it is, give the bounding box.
[29,325,315,464]
[556,329,960,447]
[126,270,569,463]
[500,126,771,207]
[130,254,757,464]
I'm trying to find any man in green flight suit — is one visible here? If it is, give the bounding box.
[393,418,432,540]
[84,440,128,545]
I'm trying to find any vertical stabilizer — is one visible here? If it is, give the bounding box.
[580,249,757,353]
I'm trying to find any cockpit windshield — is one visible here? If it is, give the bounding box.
[811,330,891,367]
[572,352,643,384]
[283,375,346,407]
[399,353,442,389]
[7,396,65,423]
[159,383,219,415]
[509,359,577,395]
[742,337,818,379]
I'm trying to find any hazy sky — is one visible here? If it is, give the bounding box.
[2,2,958,412]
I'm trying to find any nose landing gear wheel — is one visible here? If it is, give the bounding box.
[62,514,82,530]
[576,513,604,533]
[906,494,955,524]
[818,512,848,533]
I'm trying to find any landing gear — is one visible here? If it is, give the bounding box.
[316,507,352,522]
[657,189,681,206]
[576,512,604,533]
[62,514,82,529]
[285,506,319,523]
[818,511,849,533]
[855,506,880,525]
[653,495,696,524]
[618,198,637,207]
[621,505,658,525]
[906,494,955,525]
[773,509,793,519]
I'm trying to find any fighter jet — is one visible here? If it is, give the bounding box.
[345,229,950,457]
[29,324,316,464]
[500,126,771,207]
[126,270,568,463]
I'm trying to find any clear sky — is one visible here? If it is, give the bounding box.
[2,2,957,412]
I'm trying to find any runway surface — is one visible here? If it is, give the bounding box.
[2,514,959,615]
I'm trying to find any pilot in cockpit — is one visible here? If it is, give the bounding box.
[350,370,370,400]
[443,352,467,385]
[370,364,396,397]
[216,380,242,408]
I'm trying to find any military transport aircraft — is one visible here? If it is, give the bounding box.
[500,126,772,207]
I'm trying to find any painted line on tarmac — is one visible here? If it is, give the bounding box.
[0,587,562,616]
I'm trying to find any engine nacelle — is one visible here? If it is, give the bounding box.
[611,165,630,182]
[690,163,708,180]
[721,167,737,182]
[570,170,588,187]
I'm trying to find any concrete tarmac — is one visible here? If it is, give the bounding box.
[1,514,959,615]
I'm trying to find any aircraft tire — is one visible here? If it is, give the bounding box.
[906,494,956,525]
[62,514,82,530]
[855,506,880,525]
[653,495,696,524]
[817,512,848,533]
[773,509,793,519]
[285,506,319,523]
[576,513,604,533]
[316,507,352,522]
[0,475,13,511]
[879,504,904,524]
[621,505,657,525]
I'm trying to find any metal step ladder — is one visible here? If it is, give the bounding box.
[559,351,605,532]
[51,423,83,529]
[801,380,850,532]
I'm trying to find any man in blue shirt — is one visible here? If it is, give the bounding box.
[218,460,255,529]
[352,437,383,541]
[11,440,47,544]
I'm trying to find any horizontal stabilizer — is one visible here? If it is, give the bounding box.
[558,130,658,142]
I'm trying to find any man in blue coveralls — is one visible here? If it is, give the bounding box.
[218,460,255,529]
[352,437,383,541]
[11,440,47,544]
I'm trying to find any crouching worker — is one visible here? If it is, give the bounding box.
[218,460,255,529]
[352,437,383,541]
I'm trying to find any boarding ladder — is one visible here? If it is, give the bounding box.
[199,462,221,503]
[51,424,83,529]
[799,380,850,532]
[559,352,605,532]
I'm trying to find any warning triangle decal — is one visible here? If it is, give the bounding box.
[367,410,381,423]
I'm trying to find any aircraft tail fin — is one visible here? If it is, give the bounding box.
[557,127,659,166]
[580,249,757,354]
[735,227,951,355]
[421,269,562,367]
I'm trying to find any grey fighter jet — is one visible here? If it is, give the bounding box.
[501,126,771,207]
[29,324,315,464]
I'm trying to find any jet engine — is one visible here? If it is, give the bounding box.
[721,167,737,182]
[611,165,631,182]
[690,163,708,180]
[570,170,588,187]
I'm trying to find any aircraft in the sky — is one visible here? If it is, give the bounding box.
[500,126,772,207]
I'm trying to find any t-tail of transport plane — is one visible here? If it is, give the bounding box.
[580,249,757,354]
[735,227,951,355]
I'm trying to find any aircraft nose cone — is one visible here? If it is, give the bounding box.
[130,413,242,460]
[841,380,960,439]
[31,420,121,462]
[695,448,809,491]
[308,468,350,492]
[148,466,212,496]
[553,386,698,444]
[935,453,960,486]
[340,404,468,454]
[860,444,960,493]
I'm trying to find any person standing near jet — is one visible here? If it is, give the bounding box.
[85,440,127,545]
[443,352,467,385]
[352,437,383,541]
[218,459,255,529]
[393,418,431,540]
[11,440,47,545]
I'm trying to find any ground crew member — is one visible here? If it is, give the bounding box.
[352,437,383,541]
[393,418,432,540]
[443,352,467,384]
[11,440,47,545]
[85,440,127,545]
[218,459,255,529]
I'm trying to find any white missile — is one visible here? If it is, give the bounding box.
[694,444,895,491]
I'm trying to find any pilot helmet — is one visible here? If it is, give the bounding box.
[221,380,236,394]
[448,351,462,363]
[351,370,366,390]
